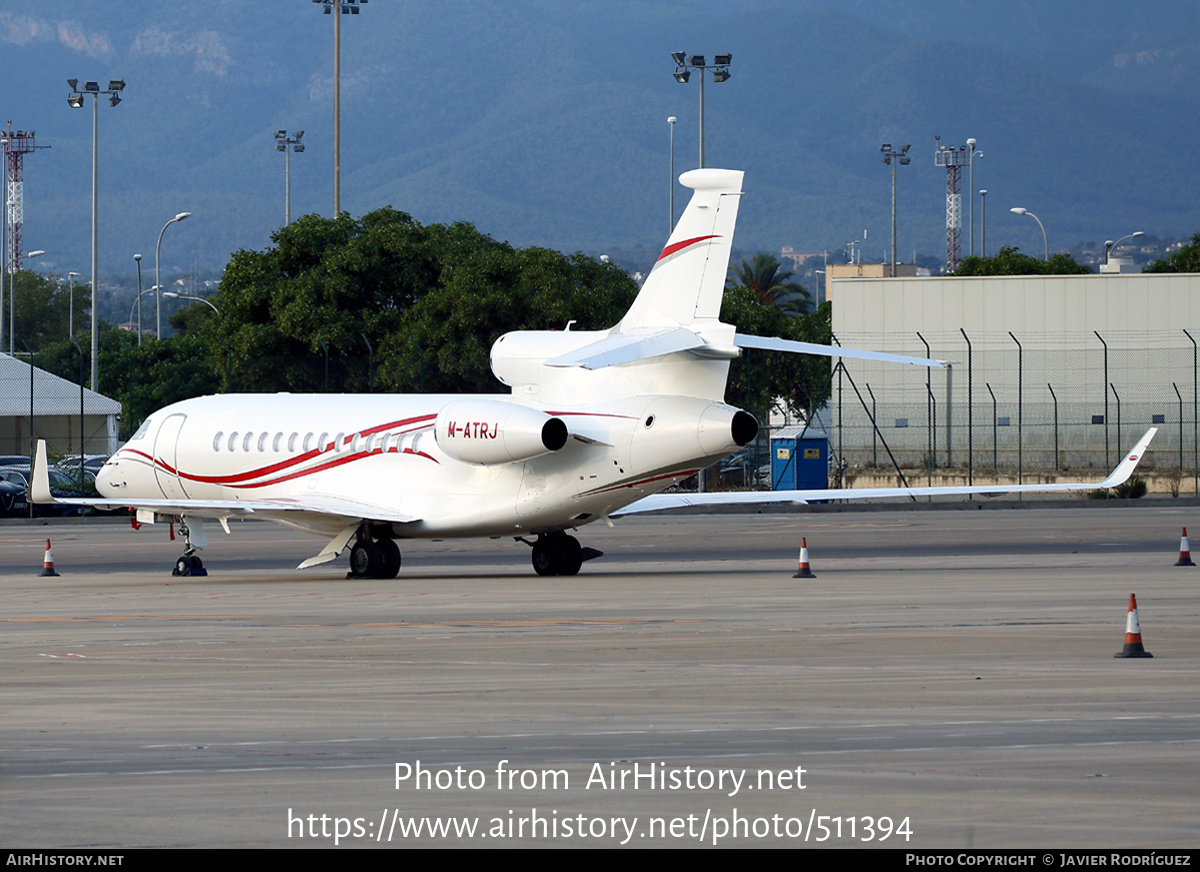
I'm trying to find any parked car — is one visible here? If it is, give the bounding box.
[0,466,86,516]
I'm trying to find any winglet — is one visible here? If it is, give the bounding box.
[1098,427,1158,489]
[31,440,58,504]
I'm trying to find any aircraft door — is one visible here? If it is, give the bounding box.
[152,413,191,500]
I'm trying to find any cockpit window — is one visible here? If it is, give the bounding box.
[130,419,152,441]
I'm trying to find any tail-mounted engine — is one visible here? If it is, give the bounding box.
[434,399,568,465]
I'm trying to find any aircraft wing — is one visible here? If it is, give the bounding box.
[615,428,1158,515]
[30,442,420,525]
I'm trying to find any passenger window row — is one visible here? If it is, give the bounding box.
[210,429,424,455]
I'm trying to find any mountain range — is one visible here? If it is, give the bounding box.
[4,0,1198,281]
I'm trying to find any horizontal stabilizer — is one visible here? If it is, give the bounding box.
[545,328,706,369]
[735,334,946,368]
[616,428,1157,514]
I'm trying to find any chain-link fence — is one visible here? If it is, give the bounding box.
[828,328,1199,489]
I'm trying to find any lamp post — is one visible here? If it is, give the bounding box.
[163,291,219,314]
[133,254,143,344]
[129,284,157,332]
[669,52,732,168]
[1105,230,1144,264]
[1010,207,1048,261]
[667,116,676,232]
[155,212,191,340]
[966,138,982,257]
[275,130,305,225]
[67,271,79,338]
[68,78,124,390]
[880,143,911,273]
[979,189,987,257]
[311,0,368,217]
[11,249,45,354]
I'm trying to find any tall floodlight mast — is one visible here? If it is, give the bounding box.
[934,136,970,271]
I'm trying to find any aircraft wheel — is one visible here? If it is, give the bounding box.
[531,539,558,576]
[378,539,402,579]
[173,555,195,577]
[556,535,583,577]
[349,540,382,579]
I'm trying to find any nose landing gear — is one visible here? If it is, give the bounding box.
[171,519,207,577]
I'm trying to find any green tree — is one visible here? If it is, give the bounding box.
[1144,232,1200,273]
[203,208,638,394]
[726,253,814,315]
[951,246,1091,276]
[6,270,85,351]
[720,291,831,423]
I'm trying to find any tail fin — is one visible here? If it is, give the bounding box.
[617,168,743,331]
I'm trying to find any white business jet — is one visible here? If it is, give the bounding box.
[32,169,1156,577]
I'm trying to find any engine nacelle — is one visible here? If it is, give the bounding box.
[434,399,568,465]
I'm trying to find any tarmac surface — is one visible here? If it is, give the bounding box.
[2,502,1198,848]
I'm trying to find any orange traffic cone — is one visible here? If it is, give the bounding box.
[792,537,816,578]
[1114,594,1153,658]
[39,539,60,577]
[1175,527,1195,566]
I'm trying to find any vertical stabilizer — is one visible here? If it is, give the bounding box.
[617,168,743,332]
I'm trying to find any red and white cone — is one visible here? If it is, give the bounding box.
[1114,593,1153,659]
[793,537,816,578]
[39,539,60,577]
[1175,527,1195,566]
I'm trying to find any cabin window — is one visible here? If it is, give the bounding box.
[304,433,314,452]
[213,432,224,452]
[273,432,283,452]
[243,432,253,452]
[288,432,299,452]
[228,431,239,452]
[318,432,329,451]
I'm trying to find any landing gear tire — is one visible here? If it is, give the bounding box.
[172,554,204,577]
[378,539,402,579]
[531,533,583,577]
[349,540,382,579]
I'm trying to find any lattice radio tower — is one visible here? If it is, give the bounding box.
[934,136,969,271]
[0,123,49,271]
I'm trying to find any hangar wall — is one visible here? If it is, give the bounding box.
[829,273,1200,476]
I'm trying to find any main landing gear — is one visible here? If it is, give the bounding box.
[171,519,207,577]
[347,530,402,579]
[522,531,603,577]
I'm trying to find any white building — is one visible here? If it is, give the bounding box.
[0,354,122,457]
[829,272,1200,474]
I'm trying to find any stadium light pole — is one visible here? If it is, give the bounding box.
[966,138,982,256]
[669,52,732,168]
[275,130,305,225]
[311,0,368,216]
[1010,207,1048,261]
[68,78,124,390]
[156,212,192,340]
[880,143,911,272]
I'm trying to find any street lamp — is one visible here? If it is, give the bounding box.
[129,284,157,333]
[979,189,988,257]
[966,138,982,257]
[68,77,125,390]
[669,52,732,168]
[880,143,911,273]
[67,271,80,338]
[311,0,368,217]
[667,116,676,231]
[1010,207,1048,261]
[155,212,191,340]
[163,291,219,314]
[1105,230,1144,264]
[275,130,305,225]
[8,249,45,354]
[133,254,144,344]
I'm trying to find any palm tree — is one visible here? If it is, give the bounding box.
[725,253,814,315]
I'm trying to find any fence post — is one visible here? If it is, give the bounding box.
[961,328,973,486]
[1095,331,1109,468]
[1010,332,1022,488]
